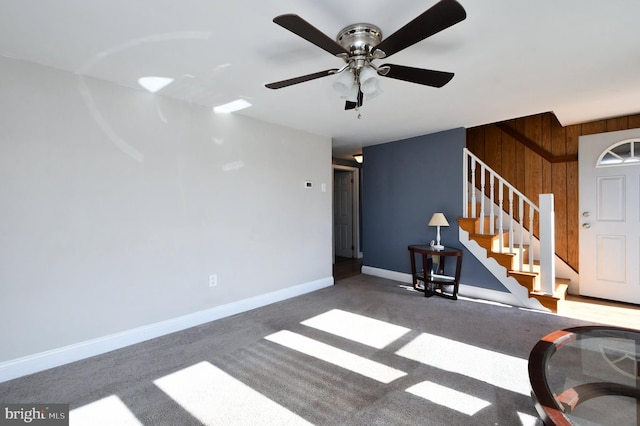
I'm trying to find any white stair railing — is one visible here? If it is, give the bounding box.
[463,148,555,295]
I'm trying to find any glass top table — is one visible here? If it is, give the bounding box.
[528,326,640,425]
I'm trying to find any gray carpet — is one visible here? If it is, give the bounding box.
[0,274,594,425]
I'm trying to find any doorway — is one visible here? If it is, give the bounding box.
[333,165,361,263]
[578,128,640,304]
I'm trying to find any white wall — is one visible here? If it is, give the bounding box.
[0,56,333,363]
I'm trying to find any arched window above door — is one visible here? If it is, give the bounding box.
[596,138,640,167]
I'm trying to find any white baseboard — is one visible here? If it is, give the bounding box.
[457,283,523,306]
[0,277,334,383]
[361,266,521,306]
[361,266,412,283]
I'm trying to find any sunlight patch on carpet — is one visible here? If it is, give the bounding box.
[406,381,491,415]
[70,395,143,426]
[396,332,530,395]
[301,309,411,349]
[518,411,541,426]
[265,330,407,383]
[154,361,312,425]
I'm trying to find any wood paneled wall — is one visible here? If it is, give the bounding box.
[467,112,640,271]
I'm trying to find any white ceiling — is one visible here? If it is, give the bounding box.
[1,0,639,158]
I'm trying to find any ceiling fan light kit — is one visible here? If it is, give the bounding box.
[265,0,467,114]
[332,70,356,97]
[359,65,383,98]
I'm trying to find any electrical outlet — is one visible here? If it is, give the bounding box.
[209,274,217,287]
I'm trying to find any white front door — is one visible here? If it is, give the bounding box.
[334,170,354,258]
[579,128,640,304]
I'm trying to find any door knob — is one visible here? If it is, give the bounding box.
[582,212,590,217]
[582,223,591,229]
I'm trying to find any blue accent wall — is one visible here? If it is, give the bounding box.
[362,128,507,292]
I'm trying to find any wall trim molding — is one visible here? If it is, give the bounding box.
[361,265,522,307]
[494,122,578,163]
[0,277,334,383]
[361,266,410,283]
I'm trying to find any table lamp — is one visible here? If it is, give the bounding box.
[428,213,449,250]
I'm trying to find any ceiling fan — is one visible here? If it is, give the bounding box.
[265,0,466,112]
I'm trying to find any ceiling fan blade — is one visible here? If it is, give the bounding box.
[265,69,339,89]
[273,14,349,57]
[344,90,364,110]
[372,0,466,58]
[381,64,454,87]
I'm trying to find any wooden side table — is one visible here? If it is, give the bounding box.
[408,245,463,300]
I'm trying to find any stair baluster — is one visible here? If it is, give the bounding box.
[519,197,524,272]
[528,204,534,273]
[460,148,564,312]
[489,172,495,235]
[508,188,514,254]
[498,181,504,253]
[479,166,485,234]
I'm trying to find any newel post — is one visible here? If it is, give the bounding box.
[463,149,469,218]
[539,194,555,295]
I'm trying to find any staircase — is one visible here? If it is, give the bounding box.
[461,149,570,312]
[458,216,568,312]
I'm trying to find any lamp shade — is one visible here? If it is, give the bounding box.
[333,70,355,97]
[359,66,382,99]
[428,213,449,227]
